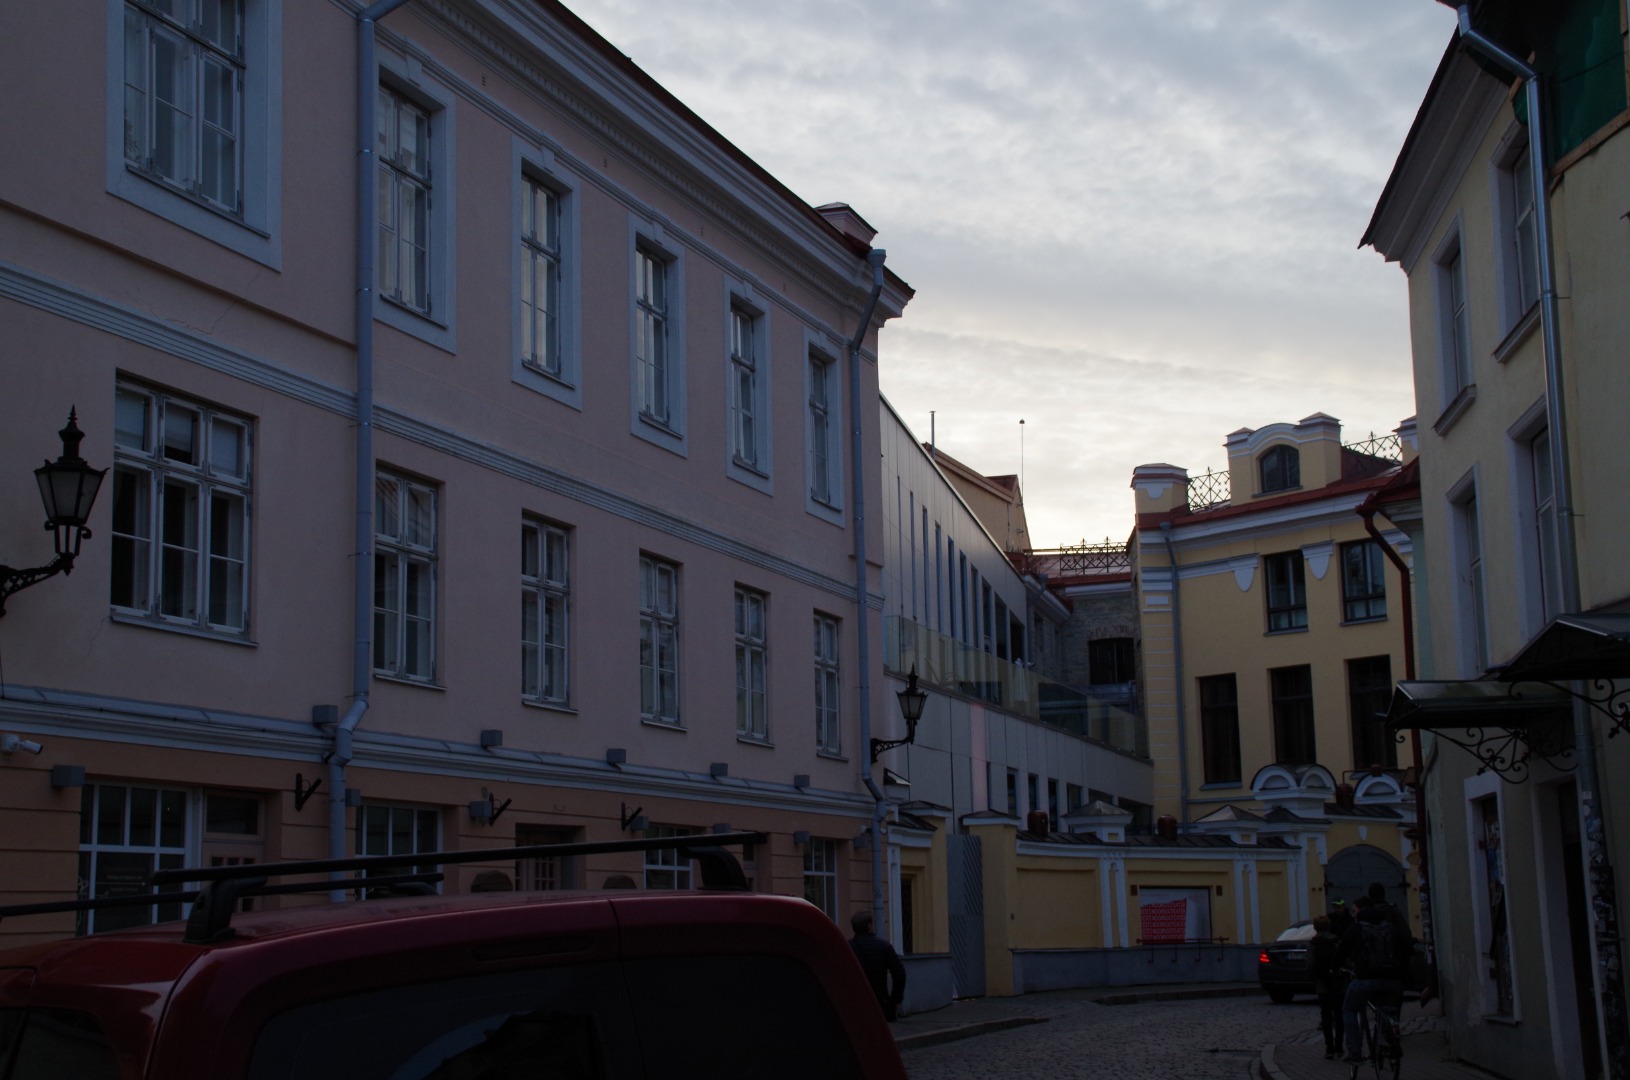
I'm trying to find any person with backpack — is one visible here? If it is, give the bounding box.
[1310,914,1344,1059]
[1333,883,1414,1062]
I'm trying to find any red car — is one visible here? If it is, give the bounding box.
[0,835,906,1080]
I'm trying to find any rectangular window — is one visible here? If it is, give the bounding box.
[1198,673,1241,784]
[635,246,670,426]
[1270,665,1316,765]
[1437,237,1472,401]
[1527,428,1559,626]
[1005,768,1018,816]
[1263,552,1307,632]
[1455,488,1489,673]
[377,85,431,314]
[111,384,251,634]
[520,176,562,378]
[735,587,768,740]
[1047,779,1060,831]
[521,520,568,705]
[77,782,190,935]
[729,306,759,468]
[802,838,838,920]
[640,555,679,724]
[644,825,693,889]
[1348,656,1396,769]
[358,803,439,895]
[374,471,436,681]
[1088,637,1135,684]
[514,824,577,891]
[1340,540,1387,622]
[814,614,841,754]
[1508,144,1540,317]
[123,0,244,213]
[807,351,836,506]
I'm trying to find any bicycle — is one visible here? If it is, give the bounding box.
[1350,997,1403,1080]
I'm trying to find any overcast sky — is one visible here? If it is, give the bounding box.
[567,0,1460,547]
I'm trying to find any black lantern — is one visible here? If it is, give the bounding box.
[871,666,928,762]
[1,410,107,617]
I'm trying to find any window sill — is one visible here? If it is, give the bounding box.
[110,611,257,646]
[816,750,848,763]
[374,672,445,691]
[1493,304,1540,364]
[1341,615,1388,626]
[736,734,775,749]
[522,699,577,715]
[1432,383,1477,436]
[1264,626,1309,636]
[1255,484,1303,498]
[1481,1013,1521,1027]
[640,717,686,732]
[1199,781,1243,791]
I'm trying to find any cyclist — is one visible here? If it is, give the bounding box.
[1334,883,1414,1063]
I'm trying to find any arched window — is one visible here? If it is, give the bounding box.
[1259,445,1300,493]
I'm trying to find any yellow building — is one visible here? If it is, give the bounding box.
[1130,413,1420,927]
[1363,5,1630,1077]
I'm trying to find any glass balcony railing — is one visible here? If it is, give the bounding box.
[883,615,1147,758]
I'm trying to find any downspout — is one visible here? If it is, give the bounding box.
[847,249,888,935]
[1158,521,1190,827]
[1451,12,1625,1076]
[1359,500,1430,967]
[325,0,411,894]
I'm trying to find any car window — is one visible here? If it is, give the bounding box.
[1276,923,1317,942]
[0,1008,120,1080]
[247,964,639,1080]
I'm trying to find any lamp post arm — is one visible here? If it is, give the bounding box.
[0,552,75,618]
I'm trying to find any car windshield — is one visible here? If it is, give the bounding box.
[1276,923,1316,942]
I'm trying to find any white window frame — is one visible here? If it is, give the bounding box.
[513,144,581,409]
[805,336,844,524]
[106,0,282,266]
[358,802,441,895]
[374,470,437,682]
[802,838,839,920]
[522,519,569,707]
[1257,444,1300,494]
[111,383,252,636]
[726,289,773,493]
[1339,540,1387,623]
[1449,472,1490,676]
[735,587,769,742]
[1432,221,1475,425]
[643,825,694,889]
[815,614,842,755]
[77,781,193,935]
[1263,551,1307,632]
[639,554,680,725]
[629,222,687,455]
[1462,772,1520,1020]
[1491,128,1541,334]
[1508,403,1560,640]
[373,56,456,352]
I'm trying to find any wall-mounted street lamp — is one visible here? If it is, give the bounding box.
[0,411,106,619]
[870,666,928,763]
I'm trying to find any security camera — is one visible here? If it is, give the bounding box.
[1,735,43,755]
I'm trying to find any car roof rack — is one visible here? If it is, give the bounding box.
[0,831,766,945]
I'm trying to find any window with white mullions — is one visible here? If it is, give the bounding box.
[643,825,694,889]
[358,803,440,896]
[123,0,244,212]
[520,177,562,378]
[1341,540,1387,623]
[1263,551,1307,632]
[635,247,670,426]
[814,614,841,754]
[808,352,835,505]
[802,838,838,920]
[77,782,191,935]
[639,555,679,723]
[735,587,768,740]
[112,384,251,633]
[730,306,759,468]
[377,85,431,314]
[1510,144,1540,315]
[374,472,436,681]
[521,520,569,705]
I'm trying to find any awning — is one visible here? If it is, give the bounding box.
[1497,613,1630,683]
[1385,679,1574,782]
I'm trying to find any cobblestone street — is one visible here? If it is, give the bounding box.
[901,993,1320,1080]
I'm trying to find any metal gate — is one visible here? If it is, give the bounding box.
[1325,844,1406,911]
[948,833,985,997]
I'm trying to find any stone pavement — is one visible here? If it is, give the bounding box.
[889,984,1509,1080]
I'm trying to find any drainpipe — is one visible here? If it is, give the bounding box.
[1158,521,1190,827]
[324,0,411,895]
[1451,12,1625,1075]
[1358,501,1431,966]
[847,249,889,935]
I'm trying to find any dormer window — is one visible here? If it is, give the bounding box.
[1259,445,1300,493]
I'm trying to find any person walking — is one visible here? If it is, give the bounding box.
[1310,914,1344,1059]
[850,909,907,1021]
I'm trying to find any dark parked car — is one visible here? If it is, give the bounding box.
[1258,920,1317,1003]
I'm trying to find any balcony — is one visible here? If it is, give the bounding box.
[884,616,1147,758]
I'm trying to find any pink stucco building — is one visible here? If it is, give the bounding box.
[0,0,910,944]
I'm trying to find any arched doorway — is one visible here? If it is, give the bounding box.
[1325,844,1406,913]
